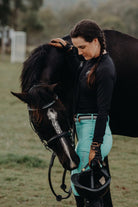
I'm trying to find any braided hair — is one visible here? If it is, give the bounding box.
[70,19,106,87]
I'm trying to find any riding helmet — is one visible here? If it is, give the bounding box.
[71,166,111,200]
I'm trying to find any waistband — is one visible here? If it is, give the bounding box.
[74,114,97,122]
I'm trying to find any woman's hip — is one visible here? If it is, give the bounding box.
[75,113,113,159]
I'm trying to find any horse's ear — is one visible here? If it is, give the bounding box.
[49,83,58,92]
[11,91,31,104]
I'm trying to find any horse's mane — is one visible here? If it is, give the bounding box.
[21,44,52,92]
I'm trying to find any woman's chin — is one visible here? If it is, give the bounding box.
[84,56,91,60]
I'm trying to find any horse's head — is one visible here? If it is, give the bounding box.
[11,83,80,170]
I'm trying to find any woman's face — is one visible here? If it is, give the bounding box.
[71,37,101,60]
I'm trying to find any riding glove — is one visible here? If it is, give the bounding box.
[89,142,102,167]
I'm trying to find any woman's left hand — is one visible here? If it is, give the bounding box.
[50,38,67,48]
[49,38,73,52]
[89,142,102,167]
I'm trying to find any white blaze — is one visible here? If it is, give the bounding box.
[47,108,76,168]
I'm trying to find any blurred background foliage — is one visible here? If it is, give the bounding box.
[0,0,137,45]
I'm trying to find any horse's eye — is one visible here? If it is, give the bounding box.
[50,108,54,112]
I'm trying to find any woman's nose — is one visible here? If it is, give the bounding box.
[78,49,83,55]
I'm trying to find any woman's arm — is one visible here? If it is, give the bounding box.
[50,38,80,73]
[93,60,116,143]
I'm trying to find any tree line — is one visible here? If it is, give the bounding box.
[0,0,137,45]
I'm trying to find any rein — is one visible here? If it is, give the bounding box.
[48,152,72,201]
[27,93,72,201]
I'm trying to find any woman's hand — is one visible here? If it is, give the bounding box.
[50,38,67,48]
[49,38,73,52]
[89,142,102,167]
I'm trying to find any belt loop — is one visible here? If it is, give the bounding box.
[77,114,81,122]
[91,114,93,120]
[74,114,80,122]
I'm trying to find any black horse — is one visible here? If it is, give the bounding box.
[104,30,138,137]
[12,29,138,141]
[12,30,138,205]
[11,43,81,171]
[11,30,138,170]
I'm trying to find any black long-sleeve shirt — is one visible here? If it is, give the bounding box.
[65,48,116,143]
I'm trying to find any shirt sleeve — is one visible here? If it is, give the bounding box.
[93,64,115,143]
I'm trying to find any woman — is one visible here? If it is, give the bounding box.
[50,19,116,207]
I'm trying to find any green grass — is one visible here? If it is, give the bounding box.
[0,55,138,207]
[0,153,48,168]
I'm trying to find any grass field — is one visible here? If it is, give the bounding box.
[0,55,138,207]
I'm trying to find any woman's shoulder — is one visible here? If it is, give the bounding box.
[97,53,116,74]
[95,53,116,83]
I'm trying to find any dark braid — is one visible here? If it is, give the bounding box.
[70,19,106,87]
[87,31,106,87]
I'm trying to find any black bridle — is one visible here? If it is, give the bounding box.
[27,91,73,201]
[27,97,71,149]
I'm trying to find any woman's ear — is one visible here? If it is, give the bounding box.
[93,38,98,44]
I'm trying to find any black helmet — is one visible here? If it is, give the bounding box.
[71,165,111,200]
